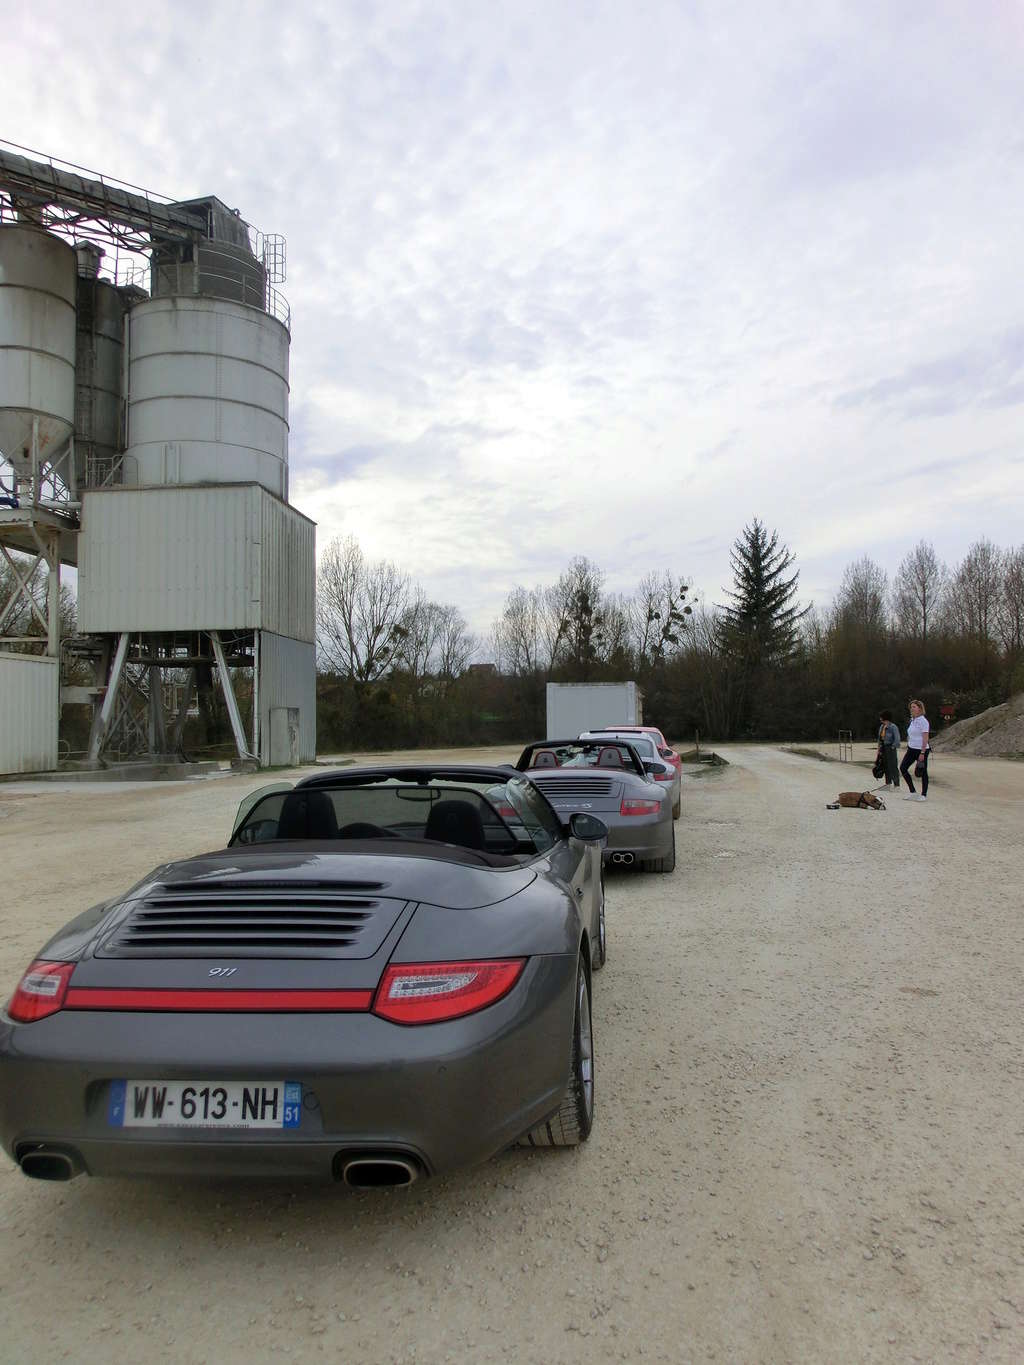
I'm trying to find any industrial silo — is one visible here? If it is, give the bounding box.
[73,243,126,492]
[0,224,76,478]
[122,195,290,498]
[0,223,76,773]
[123,294,290,498]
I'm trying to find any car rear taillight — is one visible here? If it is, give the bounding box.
[7,960,75,1022]
[619,797,661,816]
[373,959,526,1025]
[496,804,517,819]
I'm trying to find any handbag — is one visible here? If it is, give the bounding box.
[872,752,885,779]
[914,757,926,777]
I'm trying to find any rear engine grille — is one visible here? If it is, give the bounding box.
[98,881,404,959]
[532,777,614,798]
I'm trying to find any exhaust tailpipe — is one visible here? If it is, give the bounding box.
[18,1146,82,1181]
[610,851,635,866]
[338,1154,421,1188]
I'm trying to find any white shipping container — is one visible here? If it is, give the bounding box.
[546,682,642,738]
[0,655,58,774]
[77,485,314,642]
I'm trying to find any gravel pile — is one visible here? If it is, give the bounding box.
[931,691,1024,756]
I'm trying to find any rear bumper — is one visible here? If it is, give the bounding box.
[600,815,673,863]
[0,954,577,1181]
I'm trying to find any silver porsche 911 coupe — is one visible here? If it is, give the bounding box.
[516,739,676,873]
[0,767,607,1187]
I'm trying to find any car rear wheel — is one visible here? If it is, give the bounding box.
[517,956,594,1147]
[644,825,676,874]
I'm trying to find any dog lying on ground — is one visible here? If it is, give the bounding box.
[826,791,886,810]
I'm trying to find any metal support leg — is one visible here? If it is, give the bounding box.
[86,632,130,764]
[251,632,261,763]
[170,668,196,752]
[211,631,254,761]
[148,664,167,754]
[46,530,60,657]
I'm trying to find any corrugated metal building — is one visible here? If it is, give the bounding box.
[77,485,314,640]
[0,656,59,773]
[259,631,317,766]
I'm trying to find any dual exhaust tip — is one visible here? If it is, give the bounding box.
[610,851,635,866]
[18,1146,423,1187]
[335,1152,422,1187]
[19,1146,82,1181]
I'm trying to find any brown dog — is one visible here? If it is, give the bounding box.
[828,791,885,810]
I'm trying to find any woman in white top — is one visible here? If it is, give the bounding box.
[900,699,930,800]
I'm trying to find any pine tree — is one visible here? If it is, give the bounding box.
[720,520,807,669]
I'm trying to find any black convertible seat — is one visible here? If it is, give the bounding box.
[424,799,486,851]
[531,749,560,768]
[277,790,338,839]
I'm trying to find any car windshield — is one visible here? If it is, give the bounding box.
[586,733,655,759]
[522,740,643,775]
[231,773,561,860]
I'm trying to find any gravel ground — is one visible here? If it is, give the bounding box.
[0,743,1021,1363]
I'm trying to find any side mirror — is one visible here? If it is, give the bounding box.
[659,747,672,758]
[568,812,608,843]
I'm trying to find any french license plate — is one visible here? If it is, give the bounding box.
[108,1080,302,1130]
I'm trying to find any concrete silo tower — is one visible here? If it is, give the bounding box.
[0,144,315,773]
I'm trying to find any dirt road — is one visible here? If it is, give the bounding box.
[0,745,1021,1362]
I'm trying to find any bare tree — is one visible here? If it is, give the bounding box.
[689,603,733,737]
[600,591,632,668]
[392,591,443,687]
[492,585,546,677]
[628,571,694,670]
[892,541,947,643]
[997,544,1024,656]
[544,557,606,676]
[947,539,1003,642]
[316,535,411,683]
[434,604,475,683]
[832,557,889,633]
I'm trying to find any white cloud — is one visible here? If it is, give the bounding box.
[7,0,1024,632]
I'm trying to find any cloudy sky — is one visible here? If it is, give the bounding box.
[9,0,1024,635]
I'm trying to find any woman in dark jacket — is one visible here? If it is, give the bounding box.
[877,710,900,789]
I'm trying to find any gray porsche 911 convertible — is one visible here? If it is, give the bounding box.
[0,767,607,1187]
[516,739,676,873]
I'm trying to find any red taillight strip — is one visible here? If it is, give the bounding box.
[64,988,373,1012]
[373,959,526,1025]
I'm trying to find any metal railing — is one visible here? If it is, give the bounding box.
[265,283,291,329]
[84,451,137,490]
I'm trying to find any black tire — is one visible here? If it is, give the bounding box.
[672,797,681,820]
[644,825,676,874]
[517,956,594,1147]
[592,872,607,971]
